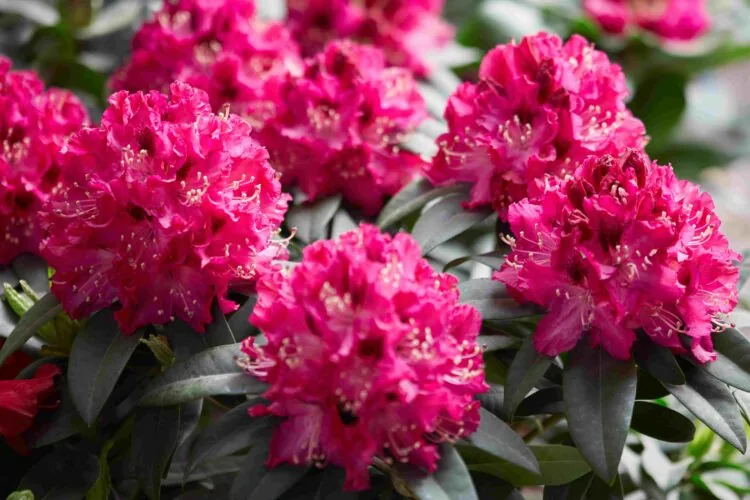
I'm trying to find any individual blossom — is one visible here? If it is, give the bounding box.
[426,33,646,219]
[494,150,739,362]
[110,0,303,127]
[0,339,61,454]
[0,57,89,264]
[583,0,710,41]
[240,224,487,490]
[258,40,427,215]
[287,0,453,77]
[40,82,290,334]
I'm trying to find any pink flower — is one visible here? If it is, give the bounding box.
[241,224,487,490]
[494,150,739,362]
[425,33,646,219]
[0,57,89,265]
[259,40,428,215]
[110,0,303,127]
[40,83,290,334]
[584,0,710,41]
[287,0,453,77]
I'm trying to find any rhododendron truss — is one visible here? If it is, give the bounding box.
[110,0,302,127]
[495,150,740,362]
[584,0,710,41]
[0,57,89,265]
[40,82,290,334]
[425,32,646,219]
[240,224,488,490]
[287,0,453,77]
[258,40,428,215]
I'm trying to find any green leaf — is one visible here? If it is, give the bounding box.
[563,341,637,483]
[0,292,62,366]
[331,209,358,238]
[532,445,592,487]
[86,441,114,500]
[11,255,50,296]
[700,327,750,392]
[665,364,747,452]
[77,0,142,39]
[187,399,272,472]
[20,446,100,498]
[505,336,554,419]
[633,336,685,385]
[516,387,564,417]
[444,251,506,272]
[585,474,624,499]
[471,471,521,500]
[138,344,266,406]
[412,193,492,255]
[311,468,357,500]
[68,309,143,426]
[402,132,439,157]
[459,0,547,50]
[177,399,203,447]
[543,472,593,500]
[636,368,670,400]
[164,456,243,487]
[376,179,467,229]
[458,279,539,321]
[0,299,17,337]
[0,0,58,25]
[227,296,258,341]
[287,195,342,243]
[205,301,236,346]
[629,72,687,154]
[630,401,696,442]
[6,491,34,500]
[432,444,479,500]
[477,383,505,418]
[466,408,540,476]
[230,435,309,500]
[132,406,181,500]
[478,335,518,352]
[654,143,737,180]
[26,383,86,448]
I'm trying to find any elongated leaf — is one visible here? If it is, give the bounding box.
[205,301,236,346]
[0,292,61,366]
[636,368,670,400]
[11,254,50,294]
[665,365,747,452]
[532,445,591,487]
[26,384,86,448]
[331,209,358,238]
[187,399,272,472]
[466,408,539,475]
[401,475,450,500]
[630,401,695,443]
[402,132,439,158]
[458,279,538,321]
[377,179,466,229]
[19,446,100,498]
[164,456,243,486]
[68,309,143,425]
[477,335,518,352]
[563,342,637,483]
[287,195,341,243]
[230,435,309,500]
[700,327,750,392]
[432,444,479,500]
[412,193,492,255]
[585,474,624,499]
[543,472,593,500]
[444,251,506,272]
[0,0,59,25]
[516,387,564,417]
[177,399,203,447]
[227,296,257,341]
[0,299,17,337]
[477,383,505,418]
[505,337,553,419]
[133,406,181,500]
[633,337,685,385]
[77,0,141,38]
[139,344,266,406]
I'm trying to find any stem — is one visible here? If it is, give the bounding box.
[523,414,563,442]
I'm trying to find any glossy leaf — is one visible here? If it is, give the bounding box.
[205,301,236,346]
[444,250,507,272]
[466,408,540,476]
[630,401,696,442]
[543,472,593,500]
[701,327,750,392]
[563,342,637,483]
[19,446,100,498]
[77,0,142,39]
[515,387,564,417]
[0,292,62,366]
[412,193,492,255]
[458,279,538,321]
[26,383,86,448]
[505,336,554,419]
[477,383,505,418]
[287,195,342,243]
[132,406,181,500]
[532,445,592,487]
[10,255,49,295]
[430,444,479,500]
[630,71,687,154]
[633,337,685,385]
[478,335,518,352]
[636,368,670,400]
[0,0,59,24]
[68,309,143,425]
[331,209,358,238]
[377,179,467,229]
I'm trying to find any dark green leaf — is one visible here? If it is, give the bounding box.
[505,337,554,419]
[412,193,492,255]
[331,209,358,238]
[532,445,592,487]
[543,472,593,500]
[459,0,546,50]
[77,0,142,38]
[132,406,181,500]
[177,399,203,447]
[630,401,696,442]
[563,342,637,483]
[444,251,507,272]
[483,352,508,385]
[287,195,342,243]
[187,399,272,472]
[68,309,143,425]
[701,327,750,392]
[655,143,737,181]
[585,474,623,499]
[471,471,521,500]
[26,383,86,448]
[477,335,518,352]
[633,336,685,385]
[665,364,747,452]
[735,390,750,425]
[20,446,100,499]
[636,368,670,400]
[0,299,18,337]
[377,179,467,229]
[516,387,564,417]
[205,301,236,346]
[139,344,266,406]
[458,279,538,321]
[477,384,505,418]
[230,435,309,500]
[311,467,357,500]
[86,441,114,500]
[164,456,244,487]
[0,292,61,366]
[0,0,58,25]
[466,408,540,475]
[402,132,439,157]
[629,72,687,153]
[431,444,479,500]
[227,296,257,341]
[11,254,49,294]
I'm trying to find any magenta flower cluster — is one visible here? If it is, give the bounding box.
[40,83,289,333]
[426,33,646,218]
[584,0,710,41]
[241,224,487,490]
[0,57,89,264]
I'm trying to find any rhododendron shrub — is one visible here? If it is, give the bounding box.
[584,0,710,41]
[0,57,88,264]
[259,41,428,215]
[40,82,290,333]
[495,150,739,361]
[426,33,646,219]
[111,0,302,126]
[240,224,487,490]
[287,0,453,77]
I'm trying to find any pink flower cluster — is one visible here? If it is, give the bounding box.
[40,83,290,333]
[495,150,739,362]
[258,41,427,215]
[584,0,710,41]
[287,0,453,77]
[0,57,89,264]
[241,224,487,490]
[110,0,302,127]
[426,33,646,219]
